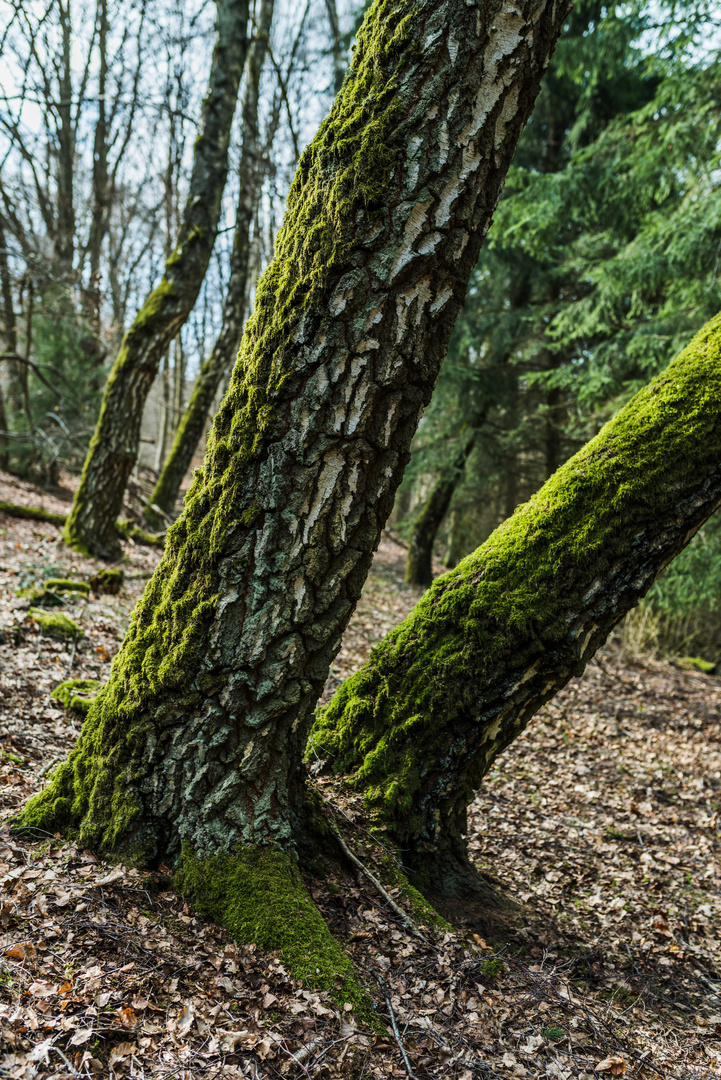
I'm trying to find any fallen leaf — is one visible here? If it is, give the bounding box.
[596,1056,626,1075]
[69,1027,94,1046]
[109,1041,136,1065]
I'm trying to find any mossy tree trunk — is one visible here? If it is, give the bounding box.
[312,315,721,901]
[19,0,567,975]
[144,0,275,531]
[63,0,249,560]
[404,432,476,585]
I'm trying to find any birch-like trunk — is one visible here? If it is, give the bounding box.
[63,0,249,559]
[314,315,721,901]
[144,0,275,529]
[22,0,567,933]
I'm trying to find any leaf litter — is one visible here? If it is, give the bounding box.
[0,474,719,1078]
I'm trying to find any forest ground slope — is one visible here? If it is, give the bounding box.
[0,470,719,1079]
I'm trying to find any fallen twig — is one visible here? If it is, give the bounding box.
[374,970,418,1080]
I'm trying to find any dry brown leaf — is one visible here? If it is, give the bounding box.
[595,1056,626,1075]
[108,1041,136,1065]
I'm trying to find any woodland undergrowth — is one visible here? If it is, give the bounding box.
[0,471,719,1079]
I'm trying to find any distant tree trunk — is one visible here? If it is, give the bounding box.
[0,216,28,442]
[144,0,274,529]
[314,315,721,903]
[323,0,345,96]
[404,433,476,585]
[63,0,249,559]
[20,0,567,976]
[84,0,109,342]
[55,0,76,282]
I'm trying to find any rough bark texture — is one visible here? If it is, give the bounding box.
[312,314,721,897]
[22,0,566,876]
[145,0,275,530]
[63,0,249,559]
[404,433,476,585]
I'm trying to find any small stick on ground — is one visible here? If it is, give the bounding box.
[374,971,418,1080]
[322,800,426,939]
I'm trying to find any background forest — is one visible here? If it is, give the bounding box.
[0,0,720,644]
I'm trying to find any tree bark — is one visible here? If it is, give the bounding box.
[144,0,275,530]
[20,0,567,974]
[63,0,250,559]
[55,1,76,283]
[313,314,721,900]
[0,219,32,445]
[404,433,476,585]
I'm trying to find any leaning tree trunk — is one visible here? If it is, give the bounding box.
[63,0,249,559]
[312,314,721,901]
[144,0,275,531]
[19,0,568,979]
[405,432,476,585]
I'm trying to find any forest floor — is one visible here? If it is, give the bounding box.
[0,469,719,1080]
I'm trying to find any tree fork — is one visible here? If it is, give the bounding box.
[18,0,569,978]
[63,0,250,560]
[313,314,721,900]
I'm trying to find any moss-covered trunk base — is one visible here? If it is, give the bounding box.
[176,845,370,1004]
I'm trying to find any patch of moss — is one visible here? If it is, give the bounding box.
[0,501,67,527]
[16,587,63,607]
[678,656,717,674]
[116,520,165,548]
[89,568,124,595]
[51,679,103,716]
[45,579,91,595]
[28,609,82,640]
[177,845,370,1015]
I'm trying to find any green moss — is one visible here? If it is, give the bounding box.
[177,845,369,1014]
[51,679,103,716]
[0,501,67,527]
[44,578,91,595]
[116,520,165,547]
[28,609,82,640]
[678,655,717,674]
[312,312,721,830]
[89,568,124,595]
[16,586,64,607]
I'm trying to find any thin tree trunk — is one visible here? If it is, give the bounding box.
[144,0,274,529]
[85,0,109,332]
[323,0,345,96]
[55,0,76,282]
[404,433,476,585]
[20,0,568,973]
[0,216,27,442]
[63,0,249,559]
[314,315,721,902]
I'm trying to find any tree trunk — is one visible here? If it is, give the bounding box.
[55,0,76,283]
[144,0,275,530]
[0,216,28,442]
[20,0,568,977]
[313,314,721,901]
[63,0,250,559]
[404,433,476,585]
[323,0,345,96]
